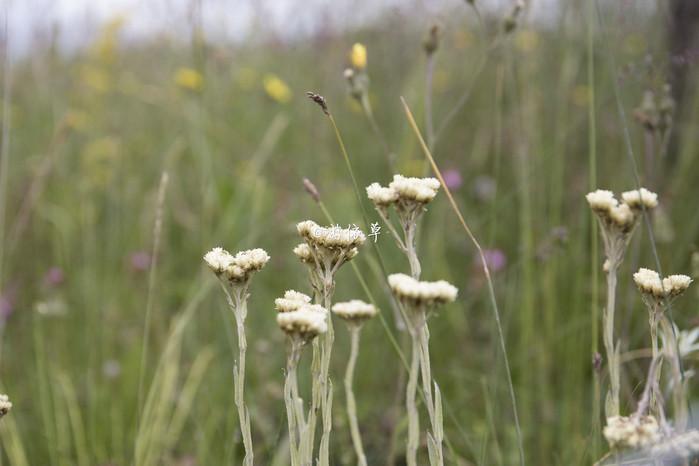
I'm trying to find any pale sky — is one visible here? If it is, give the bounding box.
[4,0,656,56]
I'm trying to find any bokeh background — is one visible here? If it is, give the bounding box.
[1,0,698,464]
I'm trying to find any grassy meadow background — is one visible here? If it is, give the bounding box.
[1,0,699,464]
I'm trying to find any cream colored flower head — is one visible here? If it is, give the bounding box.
[388,273,458,307]
[204,247,270,283]
[389,175,441,204]
[603,415,660,450]
[634,267,692,301]
[586,189,617,214]
[586,188,650,233]
[297,220,366,250]
[0,394,11,418]
[293,243,314,264]
[332,300,377,324]
[366,182,399,207]
[277,305,328,341]
[203,247,233,275]
[275,290,312,313]
[622,188,659,210]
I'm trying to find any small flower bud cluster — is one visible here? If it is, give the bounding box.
[331,300,377,325]
[203,247,270,283]
[0,394,11,418]
[633,268,692,302]
[276,297,328,342]
[388,273,458,307]
[275,290,312,313]
[295,221,364,288]
[633,84,675,134]
[603,415,661,450]
[297,221,366,250]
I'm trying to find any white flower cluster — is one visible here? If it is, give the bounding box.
[621,188,659,210]
[603,415,661,450]
[275,290,312,313]
[276,302,328,341]
[297,220,366,250]
[388,273,458,306]
[586,189,643,232]
[331,300,377,324]
[366,175,441,207]
[203,247,270,283]
[633,267,692,300]
[0,394,11,417]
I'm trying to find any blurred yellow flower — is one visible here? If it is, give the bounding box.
[515,30,539,53]
[263,74,292,104]
[174,67,203,91]
[80,65,111,93]
[572,84,590,107]
[350,43,367,70]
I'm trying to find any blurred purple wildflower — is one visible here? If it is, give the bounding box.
[43,267,64,288]
[129,251,152,273]
[477,249,507,273]
[442,169,462,190]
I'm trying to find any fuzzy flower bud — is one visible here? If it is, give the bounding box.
[332,300,377,325]
[277,305,328,341]
[621,188,659,210]
[275,290,312,313]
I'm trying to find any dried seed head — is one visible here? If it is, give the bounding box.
[0,394,11,418]
[306,91,329,115]
[423,24,441,56]
[332,299,377,325]
[303,178,321,203]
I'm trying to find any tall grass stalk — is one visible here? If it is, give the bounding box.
[283,339,304,466]
[137,171,170,417]
[401,96,525,466]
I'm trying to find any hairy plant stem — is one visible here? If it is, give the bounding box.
[603,262,620,417]
[345,326,367,466]
[221,282,254,466]
[659,315,687,431]
[417,324,444,465]
[647,307,662,419]
[284,339,305,466]
[318,281,335,466]
[406,328,421,466]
